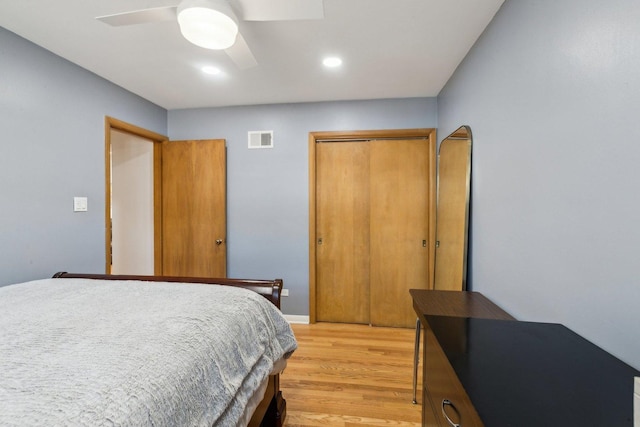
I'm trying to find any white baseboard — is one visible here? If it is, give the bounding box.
[284,314,310,324]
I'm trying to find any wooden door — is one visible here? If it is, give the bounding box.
[370,140,430,327]
[161,139,227,277]
[315,142,370,323]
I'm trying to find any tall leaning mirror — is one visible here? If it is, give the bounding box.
[411,125,473,404]
[433,126,472,291]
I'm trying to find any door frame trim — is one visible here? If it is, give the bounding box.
[105,116,168,274]
[308,128,437,323]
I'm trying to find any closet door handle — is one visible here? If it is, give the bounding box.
[442,399,461,427]
[215,239,223,246]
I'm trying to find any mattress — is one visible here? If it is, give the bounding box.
[0,278,297,426]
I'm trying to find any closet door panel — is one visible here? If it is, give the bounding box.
[370,139,430,327]
[316,142,370,324]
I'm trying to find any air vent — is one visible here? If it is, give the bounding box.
[248,131,274,149]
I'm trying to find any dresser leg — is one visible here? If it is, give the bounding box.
[412,317,421,404]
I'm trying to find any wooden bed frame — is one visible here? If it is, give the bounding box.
[52,272,288,427]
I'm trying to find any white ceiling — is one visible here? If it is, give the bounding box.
[0,0,504,110]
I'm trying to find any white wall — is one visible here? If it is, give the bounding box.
[438,0,640,369]
[168,98,438,315]
[0,27,166,286]
[111,130,155,275]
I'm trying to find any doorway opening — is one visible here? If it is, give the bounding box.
[105,117,167,274]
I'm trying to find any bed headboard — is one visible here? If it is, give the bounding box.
[52,272,284,309]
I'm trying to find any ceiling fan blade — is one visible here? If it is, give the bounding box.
[97,6,177,27]
[225,33,258,69]
[238,0,323,21]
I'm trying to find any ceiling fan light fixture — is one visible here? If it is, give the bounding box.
[177,0,238,50]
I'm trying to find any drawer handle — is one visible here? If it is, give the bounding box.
[442,399,461,427]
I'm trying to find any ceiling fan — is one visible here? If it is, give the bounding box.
[97,0,324,69]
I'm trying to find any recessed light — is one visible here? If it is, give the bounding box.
[202,65,222,75]
[323,57,342,68]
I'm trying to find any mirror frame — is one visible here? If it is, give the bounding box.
[433,125,472,291]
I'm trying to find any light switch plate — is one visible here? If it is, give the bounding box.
[74,197,88,212]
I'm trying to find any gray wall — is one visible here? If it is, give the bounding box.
[0,27,167,286]
[438,0,640,369]
[168,98,437,315]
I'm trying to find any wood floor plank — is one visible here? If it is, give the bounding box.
[281,323,422,427]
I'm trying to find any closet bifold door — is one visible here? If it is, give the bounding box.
[315,141,371,324]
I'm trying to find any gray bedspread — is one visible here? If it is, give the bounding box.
[0,278,297,426]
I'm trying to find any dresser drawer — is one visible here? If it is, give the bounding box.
[423,326,483,427]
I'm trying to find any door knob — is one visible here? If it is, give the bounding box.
[215,239,223,245]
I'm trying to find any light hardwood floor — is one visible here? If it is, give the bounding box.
[281,322,422,427]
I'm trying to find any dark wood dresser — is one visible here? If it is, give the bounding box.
[411,289,639,426]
